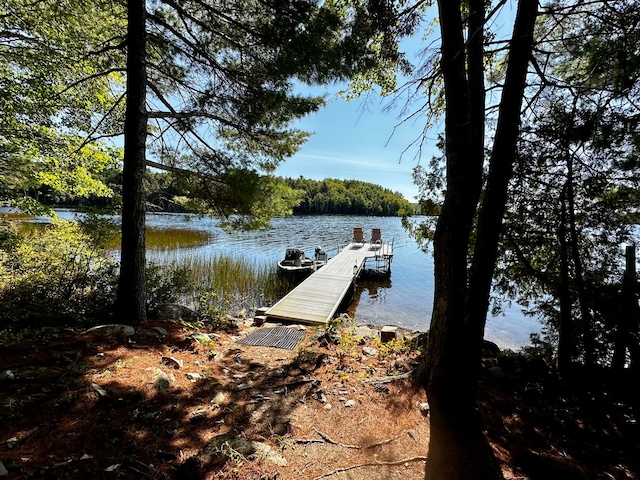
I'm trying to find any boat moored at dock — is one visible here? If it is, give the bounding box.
[277,246,328,273]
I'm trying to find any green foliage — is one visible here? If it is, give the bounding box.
[11,197,56,218]
[145,262,196,314]
[373,336,415,359]
[326,316,361,369]
[145,171,417,222]
[197,291,235,330]
[77,213,120,250]
[280,177,414,216]
[0,221,20,252]
[0,0,126,207]
[0,219,118,326]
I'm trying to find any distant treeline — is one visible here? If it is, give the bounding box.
[279,177,414,216]
[26,171,415,217]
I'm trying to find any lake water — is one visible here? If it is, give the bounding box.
[140,213,540,350]
[36,210,541,350]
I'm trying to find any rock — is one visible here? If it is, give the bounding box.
[487,366,506,378]
[308,328,327,343]
[0,370,15,382]
[380,326,398,343]
[161,356,183,369]
[344,399,356,408]
[324,403,332,410]
[200,433,287,467]
[211,392,226,405]
[154,304,197,321]
[0,460,8,476]
[418,402,430,417]
[91,383,109,398]
[85,324,135,336]
[362,346,379,357]
[152,326,169,337]
[354,325,378,340]
[186,372,206,381]
[393,357,411,372]
[337,314,357,330]
[153,369,174,392]
[253,441,288,466]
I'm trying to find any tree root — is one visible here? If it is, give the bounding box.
[295,428,417,450]
[312,456,428,479]
[359,371,413,384]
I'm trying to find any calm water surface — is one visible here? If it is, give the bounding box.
[139,213,541,350]
[44,210,540,349]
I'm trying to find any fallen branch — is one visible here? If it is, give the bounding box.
[313,456,428,479]
[362,429,416,449]
[308,428,415,450]
[312,427,361,449]
[293,438,325,445]
[359,371,413,384]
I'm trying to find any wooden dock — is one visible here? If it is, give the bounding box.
[265,242,393,325]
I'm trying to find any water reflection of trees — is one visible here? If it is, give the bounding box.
[348,277,393,315]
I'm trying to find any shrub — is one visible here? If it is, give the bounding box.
[145,262,196,313]
[0,219,118,326]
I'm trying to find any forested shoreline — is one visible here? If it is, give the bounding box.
[15,172,416,217]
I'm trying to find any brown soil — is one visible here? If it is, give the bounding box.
[0,318,638,480]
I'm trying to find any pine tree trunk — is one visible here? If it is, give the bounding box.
[566,157,595,367]
[117,0,148,323]
[424,1,537,478]
[612,245,639,371]
[557,183,574,374]
[464,0,538,379]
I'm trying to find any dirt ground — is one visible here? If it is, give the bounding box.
[1,317,638,479]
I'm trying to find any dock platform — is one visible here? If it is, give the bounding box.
[265,242,393,325]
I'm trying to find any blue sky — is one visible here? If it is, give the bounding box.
[276,84,439,201]
[276,1,519,202]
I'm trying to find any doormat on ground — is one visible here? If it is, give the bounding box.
[236,326,306,350]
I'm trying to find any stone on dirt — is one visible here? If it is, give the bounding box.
[153,304,197,321]
[200,433,287,467]
[85,324,135,336]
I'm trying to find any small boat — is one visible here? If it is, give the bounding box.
[278,246,328,273]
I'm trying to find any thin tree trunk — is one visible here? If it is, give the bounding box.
[465,0,538,382]
[557,182,574,374]
[424,2,537,478]
[612,245,638,370]
[566,156,594,367]
[117,0,148,323]
[425,0,478,411]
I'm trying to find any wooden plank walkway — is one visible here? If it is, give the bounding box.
[266,242,393,325]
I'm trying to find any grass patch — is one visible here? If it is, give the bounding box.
[178,254,293,309]
[10,222,212,251]
[147,252,295,320]
[1,212,36,221]
[145,228,212,250]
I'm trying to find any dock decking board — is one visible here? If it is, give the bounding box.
[266,242,393,324]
